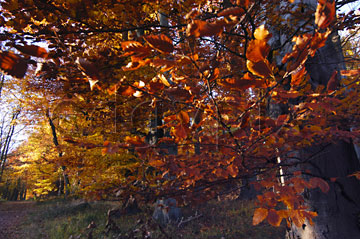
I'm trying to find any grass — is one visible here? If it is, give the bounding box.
[19,198,285,239]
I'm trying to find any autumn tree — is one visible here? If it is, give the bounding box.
[0,0,360,238]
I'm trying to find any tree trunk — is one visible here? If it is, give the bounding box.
[285,22,360,239]
[267,1,360,237]
[46,109,69,197]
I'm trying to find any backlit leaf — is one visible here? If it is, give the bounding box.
[246,39,270,62]
[254,25,271,41]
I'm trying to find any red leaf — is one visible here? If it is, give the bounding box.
[0,51,28,78]
[253,208,268,225]
[309,177,330,193]
[14,44,48,58]
[144,34,174,54]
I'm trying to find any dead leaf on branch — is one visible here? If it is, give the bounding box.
[178,111,190,125]
[0,51,28,78]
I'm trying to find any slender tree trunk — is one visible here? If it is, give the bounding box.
[46,109,69,197]
[0,110,20,182]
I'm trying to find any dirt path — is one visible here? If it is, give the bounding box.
[0,201,37,239]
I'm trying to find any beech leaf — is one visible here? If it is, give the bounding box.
[253,208,268,225]
[267,209,282,227]
[309,177,330,193]
[144,34,174,54]
[14,44,48,58]
[0,51,28,78]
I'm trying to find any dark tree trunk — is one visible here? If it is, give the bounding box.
[285,28,360,239]
[46,109,69,197]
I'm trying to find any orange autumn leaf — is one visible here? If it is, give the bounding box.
[173,123,189,140]
[0,51,28,78]
[144,34,174,54]
[302,210,318,225]
[246,39,270,62]
[227,163,238,178]
[253,208,268,225]
[149,159,165,167]
[14,44,48,58]
[237,0,250,8]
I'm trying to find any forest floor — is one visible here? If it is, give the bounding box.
[0,201,37,239]
[0,199,285,239]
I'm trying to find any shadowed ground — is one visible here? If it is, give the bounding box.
[0,201,36,239]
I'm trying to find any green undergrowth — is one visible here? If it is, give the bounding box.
[19,198,285,239]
